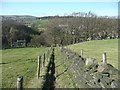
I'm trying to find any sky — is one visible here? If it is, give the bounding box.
[1,0,119,2]
[1,1,119,17]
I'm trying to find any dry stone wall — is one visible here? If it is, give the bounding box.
[58,46,120,88]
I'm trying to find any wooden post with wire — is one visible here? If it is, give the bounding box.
[44,53,45,66]
[102,52,107,64]
[42,53,45,68]
[37,56,40,79]
[47,49,50,62]
[17,76,23,90]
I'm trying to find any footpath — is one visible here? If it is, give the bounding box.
[27,46,119,89]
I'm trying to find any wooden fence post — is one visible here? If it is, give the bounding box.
[46,51,48,62]
[44,53,45,65]
[17,76,23,90]
[102,52,107,64]
[37,56,40,79]
[42,53,45,68]
[81,49,83,56]
[42,55,44,68]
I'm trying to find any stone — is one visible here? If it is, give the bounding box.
[84,72,93,81]
[99,78,110,88]
[97,63,109,73]
[102,73,110,77]
[97,63,118,74]
[87,79,100,88]
[85,58,98,69]
[102,75,112,85]
[111,80,118,88]
[92,72,103,81]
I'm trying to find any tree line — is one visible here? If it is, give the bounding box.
[2,12,119,48]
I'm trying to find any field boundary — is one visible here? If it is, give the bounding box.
[58,46,119,88]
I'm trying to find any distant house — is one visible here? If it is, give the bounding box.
[11,40,26,48]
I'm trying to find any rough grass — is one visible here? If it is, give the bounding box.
[54,48,76,88]
[2,47,48,88]
[2,39,118,88]
[67,39,118,69]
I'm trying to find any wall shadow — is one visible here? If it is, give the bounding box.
[56,67,68,78]
[42,48,56,90]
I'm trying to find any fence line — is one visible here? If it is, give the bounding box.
[17,47,53,89]
[16,45,118,88]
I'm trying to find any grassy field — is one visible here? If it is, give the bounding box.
[67,39,118,69]
[2,39,118,88]
[2,47,48,88]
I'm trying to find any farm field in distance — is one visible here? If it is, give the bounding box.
[2,47,48,88]
[67,39,118,69]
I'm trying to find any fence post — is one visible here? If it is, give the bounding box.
[102,52,107,64]
[46,50,49,62]
[81,49,83,56]
[17,76,23,90]
[44,53,46,65]
[37,56,40,79]
[42,53,45,68]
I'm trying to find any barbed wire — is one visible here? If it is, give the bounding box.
[1,59,33,65]
[22,59,37,79]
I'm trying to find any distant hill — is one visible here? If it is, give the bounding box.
[1,13,119,48]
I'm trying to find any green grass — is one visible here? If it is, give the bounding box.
[2,39,119,88]
[54,48,76,88]
[67,39,118,69]
[2,47,48,88]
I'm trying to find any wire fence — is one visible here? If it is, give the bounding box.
[16,46,54,89]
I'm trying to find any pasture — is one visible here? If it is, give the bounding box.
[67,39,118,69]
[2,47,48,88]
[2,39,119,88]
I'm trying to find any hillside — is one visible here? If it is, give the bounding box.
[67,39,118,69]
[2,14,118,48]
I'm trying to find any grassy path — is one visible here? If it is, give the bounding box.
[54,47,76,88]
[27,61,50,88]
[27,47,76,88]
